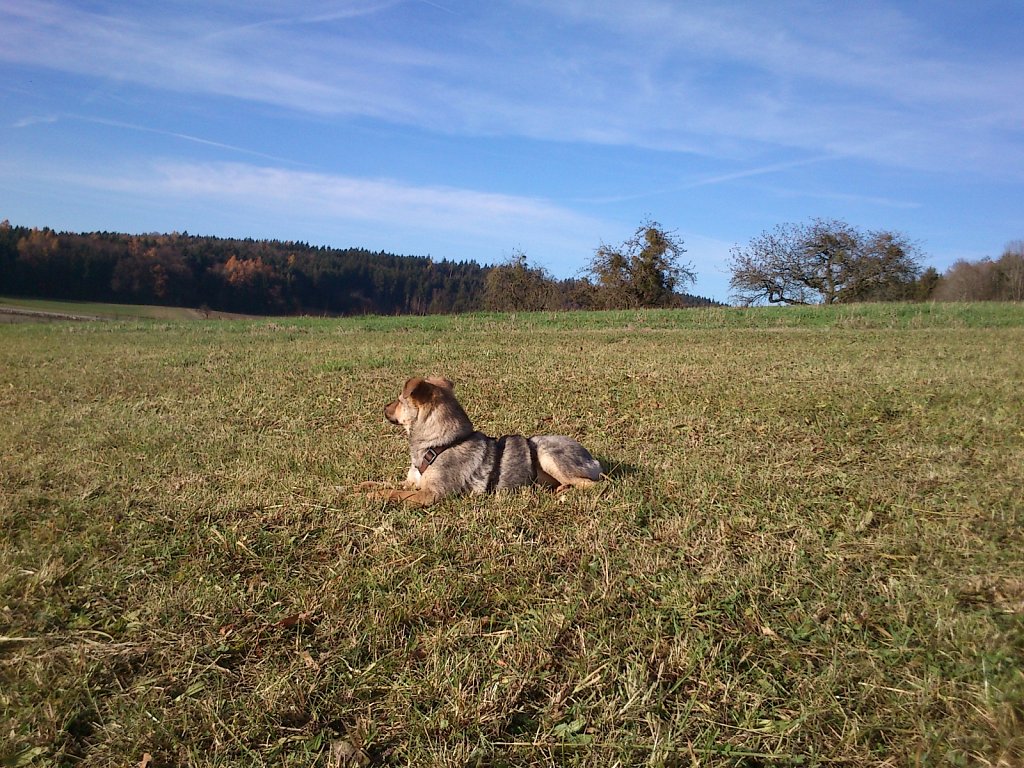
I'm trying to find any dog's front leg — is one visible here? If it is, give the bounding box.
[365,487,439,507]
[357,464,419,492]
[402,465,422,490]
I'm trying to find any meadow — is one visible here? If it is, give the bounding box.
[0,297,250,322]
[1,303,1022,766]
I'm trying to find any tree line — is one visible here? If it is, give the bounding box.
[2,218,1019,315]
[929,242,1024,302]
[726,218,1023,305]
[0,219,718,315]
[1,221,488,315]
[483,220,705,311]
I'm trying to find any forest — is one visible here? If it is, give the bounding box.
[0,221,719,315]
[3,220,1020,316]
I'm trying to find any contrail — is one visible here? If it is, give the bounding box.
[63,114,309,166]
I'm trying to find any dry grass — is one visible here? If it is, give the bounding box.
[2,305,1022,766]
[0,296,251,321]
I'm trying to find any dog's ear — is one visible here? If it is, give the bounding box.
[407,377,435,404]
[402,377,426,399]
[425,376,454,390]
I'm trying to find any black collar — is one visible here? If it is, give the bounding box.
[416,431,476,474]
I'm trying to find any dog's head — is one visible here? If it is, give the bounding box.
[384,376,456,432]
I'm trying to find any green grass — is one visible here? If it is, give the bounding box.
[2,303,1022,766]
[4,296,1023,328]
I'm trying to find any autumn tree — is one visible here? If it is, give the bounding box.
[212,253,284,312]
[728,219,922,305]
[16,227,59,268]
[111,236,193,303]
[587,220,696,308]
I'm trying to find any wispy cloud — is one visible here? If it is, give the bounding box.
[13,115,58,128]
[165,162,591,231]
[683,156,838,190]
[574,155,839,205]
[772,187,923,211]
[52,159,604,252]
[12,110,301,163]
[2,0,1022,178]
[75,115,305,165]
[198,1,406,42]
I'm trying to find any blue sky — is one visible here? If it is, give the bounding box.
[2,0,1022,302]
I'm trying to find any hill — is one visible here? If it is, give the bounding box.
[0,222,721,316]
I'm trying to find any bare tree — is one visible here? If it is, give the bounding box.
[935,242,1024,302]
[934,259,998,301]
[728,218,922,305]
[997,241,1024,301]
[838,230,923,302]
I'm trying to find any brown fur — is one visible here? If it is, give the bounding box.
[361,376,602,506]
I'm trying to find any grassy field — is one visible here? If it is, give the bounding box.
[1,304,1022,766]
[0,296,250,322]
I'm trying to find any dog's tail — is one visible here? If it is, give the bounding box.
[528,435,602,488]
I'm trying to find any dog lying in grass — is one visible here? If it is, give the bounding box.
[361,376,602,506]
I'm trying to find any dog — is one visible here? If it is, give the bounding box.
[361,376,602,506]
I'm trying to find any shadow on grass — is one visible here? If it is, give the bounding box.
[596,457,644,480]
